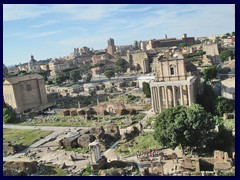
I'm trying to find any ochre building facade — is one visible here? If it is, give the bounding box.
[3,74,49,113]
[150,52,200,114]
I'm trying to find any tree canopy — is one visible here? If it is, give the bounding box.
[154,104,215,154]
[142,82,151,98]
[197,82,216,114]
[69,69,81,82]
[54,75,66,85]
[219,49,234,62]
[202,66,217,82]
[83,73,92,83]
[80,64,92,75]
[214,96,235,116]
[183,50,206,58]
[104,70,115,80]
[179,43,187,48]
[3,107,17,123]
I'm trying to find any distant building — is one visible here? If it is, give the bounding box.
[122,51,150,74]
[3,74,49,113]
[8,66,20,76]
[146,34,195,50]
[107,38,116,55]
[48,59,72,76]
[18,63,29,72]
[73,46,91,57]
[150,52,200,113]
[221,77,235,100]
[28,55,41,73]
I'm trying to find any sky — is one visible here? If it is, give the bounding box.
[3,4,235,66]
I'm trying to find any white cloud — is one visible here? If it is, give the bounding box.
[56,35,108,49]
[31,20,57,28]
[119,6,151,13]
[25,31,60,38]
[4,32,26,38]
[3,4,130,22]
[3,4,47,21]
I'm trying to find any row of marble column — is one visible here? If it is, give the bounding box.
[151,84,193,113]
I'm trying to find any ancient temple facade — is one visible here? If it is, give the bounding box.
[150,52,200,114]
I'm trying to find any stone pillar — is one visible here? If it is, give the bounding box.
[180,85,184,105]
[187,85,191,107]
[155,87,159,113]
[158,86,162,112]
[164,86,169,108]
[153,87,158,113]
[151,87,156,113]
[150,158,154,173]
[195,158,200,172]
[172,85,176,107]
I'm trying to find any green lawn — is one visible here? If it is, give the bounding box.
[3,128,52,148]
[117,132,161,157]
[224,119,235,130]
[39,164,68,176]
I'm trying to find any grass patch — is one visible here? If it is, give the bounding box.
[39,164,68,176]
[63,147,89,154]
[224,119,235,130]
[3,128,52,149]
[116,132,161,157]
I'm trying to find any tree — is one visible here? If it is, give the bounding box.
[207,125,234,154]
[225,33,231,37]
[231,32,235,36]
[69,69,81,83]
[219,49,234,62]
[197,82,216,113]
[115,58,128,72]
[202,66,217,82]
[3,107,17,123]
[142,82,151,98]
[105,66,114,72]
[104,70,115,80]
[179,43,187,48]
[133,40,140,50]
[83,73,92,83]
[54,76,65,85]
[61,67,78,79]
[80,64,92,75]
[154,104,215,154]
[214,96,234,116]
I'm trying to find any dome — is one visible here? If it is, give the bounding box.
[29,55,37,64]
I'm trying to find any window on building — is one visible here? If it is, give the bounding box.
[26,84,32,91]
[170,66,175,75]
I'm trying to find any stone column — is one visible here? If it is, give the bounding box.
[164,86,169,108]
[151,87,156,113]
[155,87,159,113]
[172,85,176,107]
[187,85,191,107]
[158,86,162,112]
[180,85,184,105]
[154,87,157,113]
[153,87,157,113]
